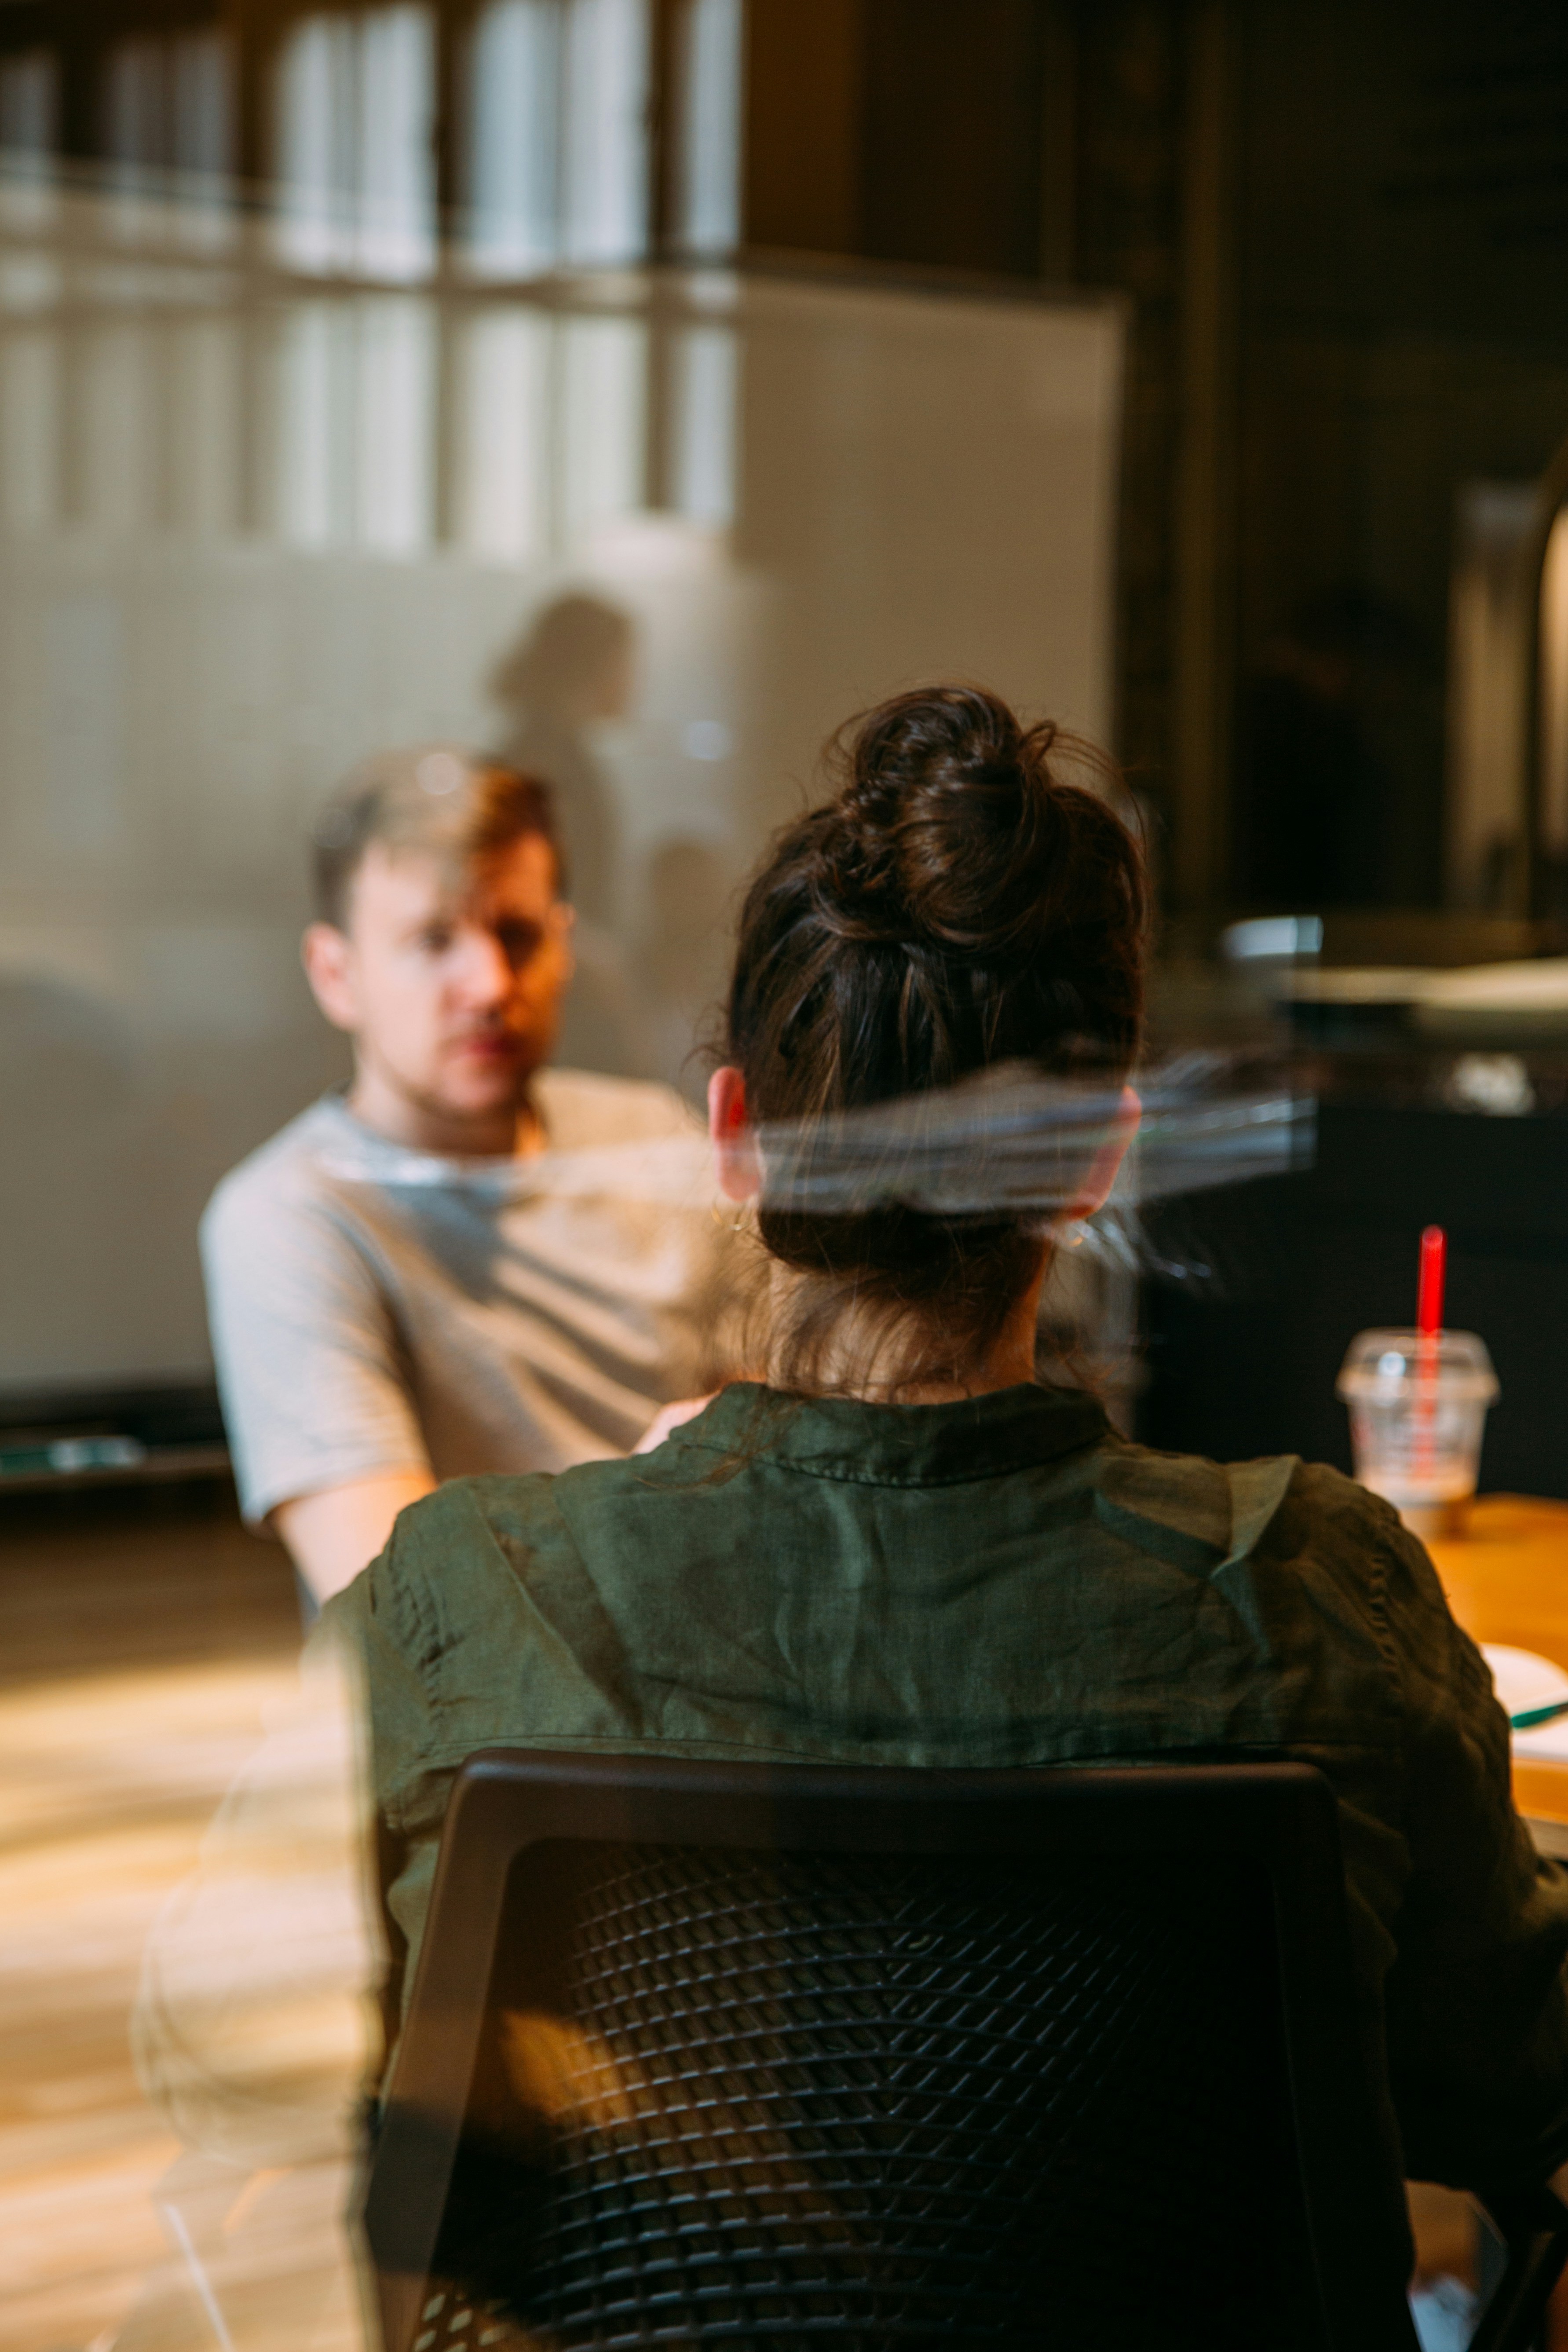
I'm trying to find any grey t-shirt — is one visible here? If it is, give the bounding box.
[201,1071,743,1526]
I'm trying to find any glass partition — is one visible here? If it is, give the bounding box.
[0,165,1124,1400]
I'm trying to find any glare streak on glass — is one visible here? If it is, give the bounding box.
[356,296,436,554]
[455,307,552,560]
[673,0,743,256]
[560,0,651,265]
[560,313,647,540]
[670,322,737,526]
[466,0,562,278]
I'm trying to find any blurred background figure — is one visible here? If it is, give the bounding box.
[201,747,744,1613]
[487,593,637,933]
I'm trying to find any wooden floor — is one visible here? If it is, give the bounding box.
[0,1483,367,2352]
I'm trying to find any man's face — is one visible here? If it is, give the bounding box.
[304,834,572,1133]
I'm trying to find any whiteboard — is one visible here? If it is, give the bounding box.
[0,196,1124,1395]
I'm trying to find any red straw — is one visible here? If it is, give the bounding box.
[1414,1226,1445,1484]
[1417,1225,1447,1337]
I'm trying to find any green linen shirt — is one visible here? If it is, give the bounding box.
[324,1378,1568,2193]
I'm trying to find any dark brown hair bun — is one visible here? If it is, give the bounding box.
[723,682,1148,1395]
[827,685,1071,958]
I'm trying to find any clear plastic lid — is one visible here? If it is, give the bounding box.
[1335,1328,1499,1403]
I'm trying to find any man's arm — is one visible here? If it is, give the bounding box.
[201,1170,437,1555]
[274,1471,436,1606]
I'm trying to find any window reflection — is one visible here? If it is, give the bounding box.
[0,49,58,231]
[104,27,234,250]
[466,0,563,278]
[669,319,737,525]
[274,8,436,283]
[274,295,437,554]
[453,307,553,558]
[671,0,743,257]
[464,0,650,277]
[561,312,648,538]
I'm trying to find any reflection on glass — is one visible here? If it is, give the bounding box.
[561,312,648,539]
[466,0,563,278]
[104,26,234,250]
[0,46,55,161]
[0,326,55,530]
[669,320,737,524]
[672,0,743,256]
[357,296,437,553]
[276,302,351,546]
[0,167,1122,1437]
[0,47,58,234]
[453,307,552,559]
[559,0,650,264]
[0,154,1127,2342]
[464,0,651,276]
[168,316,243,539]
[274,7,436,283]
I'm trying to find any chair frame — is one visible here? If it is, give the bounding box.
[363,1751,1568,2352]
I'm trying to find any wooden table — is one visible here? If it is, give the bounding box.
[1429,1495,1568,1833]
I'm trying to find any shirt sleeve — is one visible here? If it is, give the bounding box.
[1376,1510,1568,2191]
[201,1168,431,1527]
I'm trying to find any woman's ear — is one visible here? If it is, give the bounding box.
[708,1066,761,1203]
[1067,1084,1141,1221]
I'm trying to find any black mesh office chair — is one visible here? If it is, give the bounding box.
[363,1753,1568,2352]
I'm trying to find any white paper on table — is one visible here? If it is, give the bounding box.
[1484,1645,1568,1762]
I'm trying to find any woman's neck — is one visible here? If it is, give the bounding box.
[765,1251,1049,1405]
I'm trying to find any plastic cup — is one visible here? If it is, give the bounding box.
[1336,1329,1499,1538]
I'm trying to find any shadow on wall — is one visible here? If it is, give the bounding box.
[636,835,737,1101]
[487,593,637,931]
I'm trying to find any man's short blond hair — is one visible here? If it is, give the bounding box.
[311,745,563,929]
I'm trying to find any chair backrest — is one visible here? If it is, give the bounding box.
[364,1753,1418,2352]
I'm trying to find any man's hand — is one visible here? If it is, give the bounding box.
[274,1471,436,1606]
[632,1397,716,1455]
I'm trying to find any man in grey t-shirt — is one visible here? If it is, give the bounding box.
[201,746,743,1605]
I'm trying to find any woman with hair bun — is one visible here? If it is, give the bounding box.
[334,685,1568,2214]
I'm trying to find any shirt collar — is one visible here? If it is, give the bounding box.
[673,1380,1108,1488]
